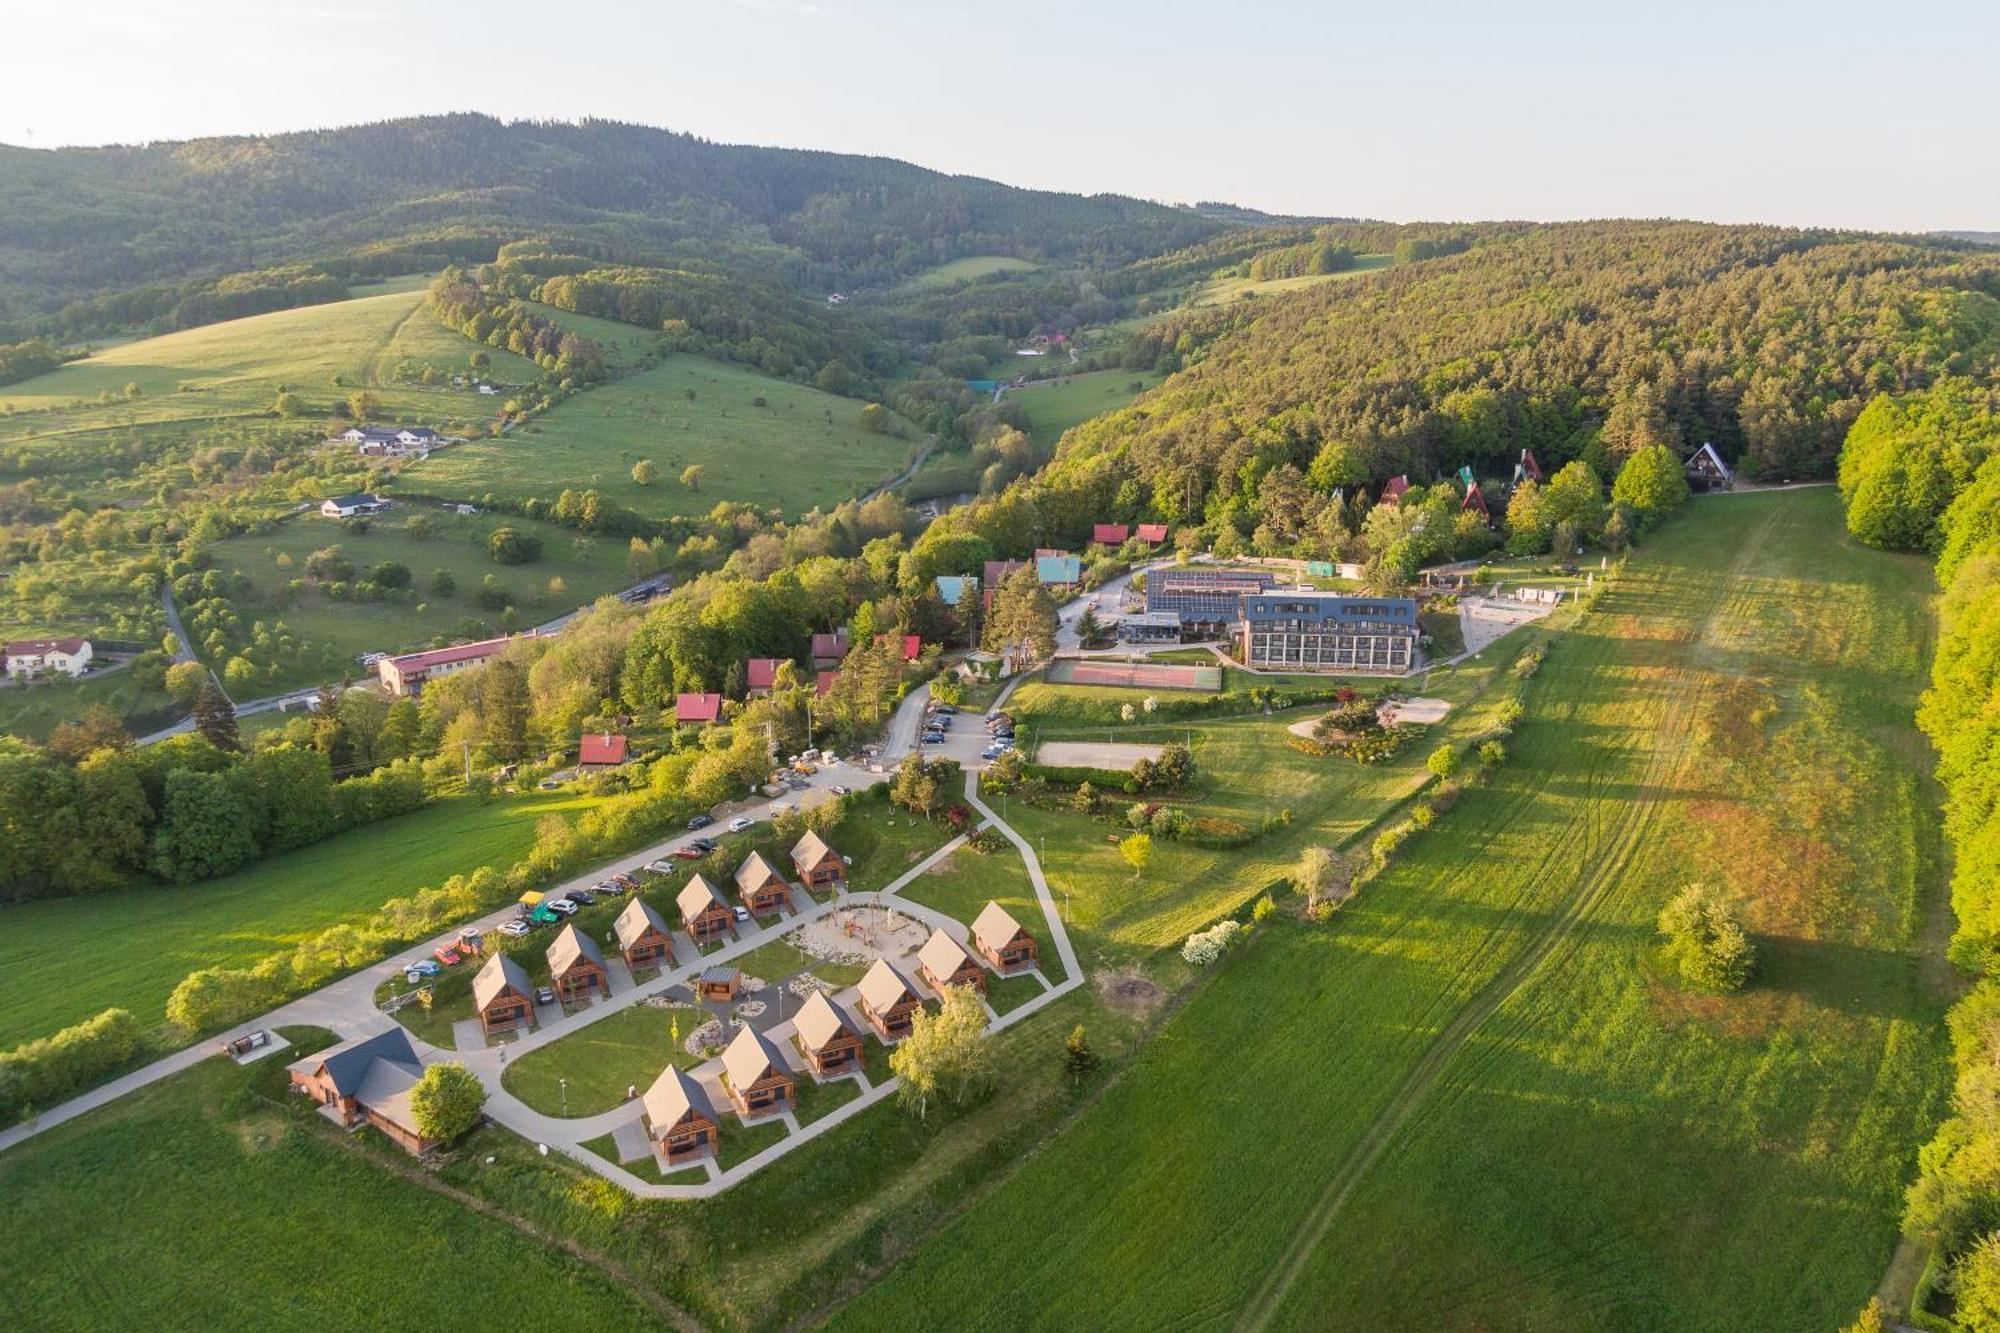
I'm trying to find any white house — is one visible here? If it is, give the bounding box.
[4,637,93,679]
[341,426,440,459]
[320,493,389,519]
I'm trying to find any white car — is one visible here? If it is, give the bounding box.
[497,919,532,938]
[727,815,756,832]
[546,898,579,917]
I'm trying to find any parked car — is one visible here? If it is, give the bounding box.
[535,986,556,1006]
[528,903,562,926]
[919,733,940,746]
[671,846,704,861]
[645,859,674,874]
[456,928,484,953]
[728,815,756,832]
[565,889,595,906]
[690,837,718,853]
[538,778,562,791]
[432,946,461,967]
[406,959,443,978]
[498,919,532,938]
[732,905,752,923]
[931,715,952,729]
[687,813,715,831]
[830,784,850,796]
[613,873,638,890]
[546,898,579,917]
[933,704,958,715]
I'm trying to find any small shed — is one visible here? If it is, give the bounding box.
[790,829,845,891]
[547,923,610,1003]
[918,928,988,994]
[971,901,1039,974]
[857,957,924,1040]
[793,991,864,1076]
[642,1064,720,1165]
[472,952,537,1034]
[677,874,735,943]
[613,897,675,970]
[697,965,742,1002]
[733,851,793,918]
[720,1024,796,1119]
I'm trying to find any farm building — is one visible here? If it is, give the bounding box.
[578,732,629,769]
[1092,523,1129,546]
[642,1064,721,1165]
[1686,442,1734,491]
[471,953,536,1035]
[857,958,924,1040]
[792,991,865,1075]
[286,1028,439,1156]
[677,875,735,943]
[613,897,675,970]
[377,633,526,697]
[319,492,389,518]
[675,692,723,725]
[3,637,93,679]
[918,928,988,994]
[720,1025,796,1120]
[1145,567,1277,639]
[971,902,1039,974]
[810,630,850,664]
[745,657,783,697]
[547,923,610,1003]
[790,830,845,891]
[697,965,742,1002]
[934,574,978,608]
[734,851,793,918]
[1239,592,1419,674]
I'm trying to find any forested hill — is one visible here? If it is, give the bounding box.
[1055,221,2000,504]
[0,114,1225,331]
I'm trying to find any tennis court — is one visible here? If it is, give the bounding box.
[1045,659,1223,692]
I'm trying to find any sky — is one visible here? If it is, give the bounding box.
[4,0,1995,232]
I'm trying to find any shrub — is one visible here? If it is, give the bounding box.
[1478,740,1508,767]
[0,1008,145,1122]
[1657,884,1755,993]
[1426,744,1459,780]
[1181,919,1245,965]
[1252,895,1276,924]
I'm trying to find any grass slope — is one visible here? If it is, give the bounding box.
[405,353,917,518]
[900,256,1041,289]
[1010,368,1165,449]
[1190,252,1393,307]
[831,490,1952,1332]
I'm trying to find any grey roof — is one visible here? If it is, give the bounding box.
[472,952,531,1011]
[677,873,728,922]
[734,850,786,896]
[288,1027,421,1099]
[700,965,741,985]
[722,1023,791,1092]
[353,1055,424,1136]
[794,991,860,1052]
[918,928,978,982]
[972,901,1028,954]
[613,897,669,951]
[857,957,919,1014]
[642,1064,716,1131]
[547,922,606,977]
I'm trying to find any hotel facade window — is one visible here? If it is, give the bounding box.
[1238,593,1420,674]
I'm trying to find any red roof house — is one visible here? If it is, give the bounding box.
[810,630,849,663]
[1092,523,1129,546]
[875,634,921,662]
[578,733,629,767]
[745,658,782,696]
[981,560,1026,613]
[1381,475,1412,506]
[815,670,839,698]
[1461,484,1490,518]
[675,693,723,725]
[1135,523,1169,545]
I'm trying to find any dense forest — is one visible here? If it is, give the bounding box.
[0,114,1228,334]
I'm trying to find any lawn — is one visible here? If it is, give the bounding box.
[732,934,868,989]
[716,1115,791,1170]
[1190,252,1393,307]
[0,666,177,742]
[898,842,1063,983]
[899,255,1041,290]
[502,1004,704,1117]
[0,1028,662,1331]
[1009,368,1165,448]
[829,489,1955,1331]
[792,1071,864,1125]
[405,353,920,519]
[0,789,602,1047]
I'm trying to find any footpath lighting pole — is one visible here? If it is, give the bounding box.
[559,1076,568,1117]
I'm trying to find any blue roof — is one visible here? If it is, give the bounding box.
[1241,593,1419,628]
[935,575,976,606]
[1036,554,1082,585]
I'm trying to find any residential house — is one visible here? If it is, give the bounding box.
[1686,442,1734,491]
[745,657,783,697]
[1511,449,1545,488]
[1035,553,1082,594]
[1462,481,1490,518]
[697,965,742,1002]
[790,829,845,892]
[810,630,850,665]
[547,923,610,1003]
[1239,592,1420,674]
[720,1024,796,1120]
[2,637,92,679]
[1135,522,1170,546]
[677,875,735,944]
[342,425,440,459]
[980,560,1026,613]
[733,851,793,918]
[874,633,921,662]
[286,1028,440,1156]
[471,953,536,1035]
[856,957,924,1040]
[934,575,978,609]
[320,492,389,519]
[1380,475,1412,506]
[1091,523,1130,547]
[675,692,723,726]
[377,633,526,697]
[971,901,1040,974]
[578,733,629,769]
[792,991,864,1076]
[642,1064,720,1165]
[814,670,840,698]
[918,928,988,994]
[613,897,675,970]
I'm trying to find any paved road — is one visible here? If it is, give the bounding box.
[159,584,196,665]
[859,433,938,506]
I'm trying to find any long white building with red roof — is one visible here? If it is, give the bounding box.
[376,633,533,697]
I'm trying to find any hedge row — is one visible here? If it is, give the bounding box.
[0,1008,145,1123]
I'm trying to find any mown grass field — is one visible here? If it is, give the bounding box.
[1190,251,1394,307]
[832,489,1953,1331]
[502,1004,705,1117]
[0,1030,662,1332]
[405,353,918,518]
[899,255,1041,290]
[1010,368,1165,448]
[0,666,176,742]
[0,790,600,1047]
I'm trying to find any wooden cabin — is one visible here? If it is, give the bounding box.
[856,957,924,1040]
[1685,441,1734,492]
[792,991,864,1076]
[547,923,610,1004]
[472,952,536,1035]
[613,897,675,970]
[677,874,735,944]
[642,1065,721,1166]
[918,927,988,994]
[286,1029,440,1156]
[971,901,1039,974]
[733,850,793,919]
[720,1025,796,1120]
[790,829,846,892]
[697,965,742,1003]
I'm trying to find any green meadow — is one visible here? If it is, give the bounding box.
[1190,251,1394,306]
[1009,367,1166,448]
[899,255,1042,290]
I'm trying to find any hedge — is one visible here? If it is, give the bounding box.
[0,1008,145,1122]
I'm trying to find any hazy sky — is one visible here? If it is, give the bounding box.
[5,0,1995,231]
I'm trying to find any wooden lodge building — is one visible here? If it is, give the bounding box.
[286,1028,440,1156]
[614,897,676,970]
[678,874,735,944]
[697,966,742,1003]
[918,927,988,994]
[790,829,845,892]
[547,923,610,1004]
[857,957,924,1040]
[971,902,1039,974]
[792,991,864,1076]
[642,1065,721,1166]
[471,952,536,1035]
[720,1025,796,1120]
[734,851,793,919]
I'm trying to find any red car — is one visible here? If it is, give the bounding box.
[671,846,704,861]
[433,945,463,966]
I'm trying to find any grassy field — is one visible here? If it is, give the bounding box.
[502,1004,705,1117]
[1009,368,1165,448]
[0,790,601,1047]
[405,353,919,518]
[523,301,668,365]
[899,255,1041,290]
[0,667,176,742]
[0,1029,663,1331]
[199,505,637,689]
[830,489,1954,1331]
[899,842,1065,983]
[1191,252,1393,307]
